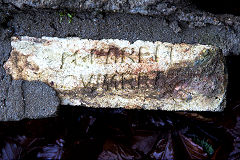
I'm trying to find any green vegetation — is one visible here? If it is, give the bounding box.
[193,137,214,156]
[59,11,74,23]
[67,13,73,23]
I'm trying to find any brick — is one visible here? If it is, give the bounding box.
[4,36,227,111]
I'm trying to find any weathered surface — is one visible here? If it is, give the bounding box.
[0,28,60,121]
[4,36,226,111]
[0,79,60,121]
[0,0,237,120]
[2,0,240,55]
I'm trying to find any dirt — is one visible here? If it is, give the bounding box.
[0,0,240,120]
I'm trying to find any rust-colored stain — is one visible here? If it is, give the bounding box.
[4,36,227,111]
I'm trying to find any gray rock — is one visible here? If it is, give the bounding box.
[22,81,59,119]
[5,80,24,121]
[169,21,181,33]
[2,0,240,55]
[156,2,176,15]
[0,78,60,121]
[0,27,60,121]
[2,0,63,8]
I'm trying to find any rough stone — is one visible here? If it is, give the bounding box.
[0,0,238,120]
[0,28,60,121]
[2,0,240,55]
[4,36,227,111]
[22,81,59,119]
